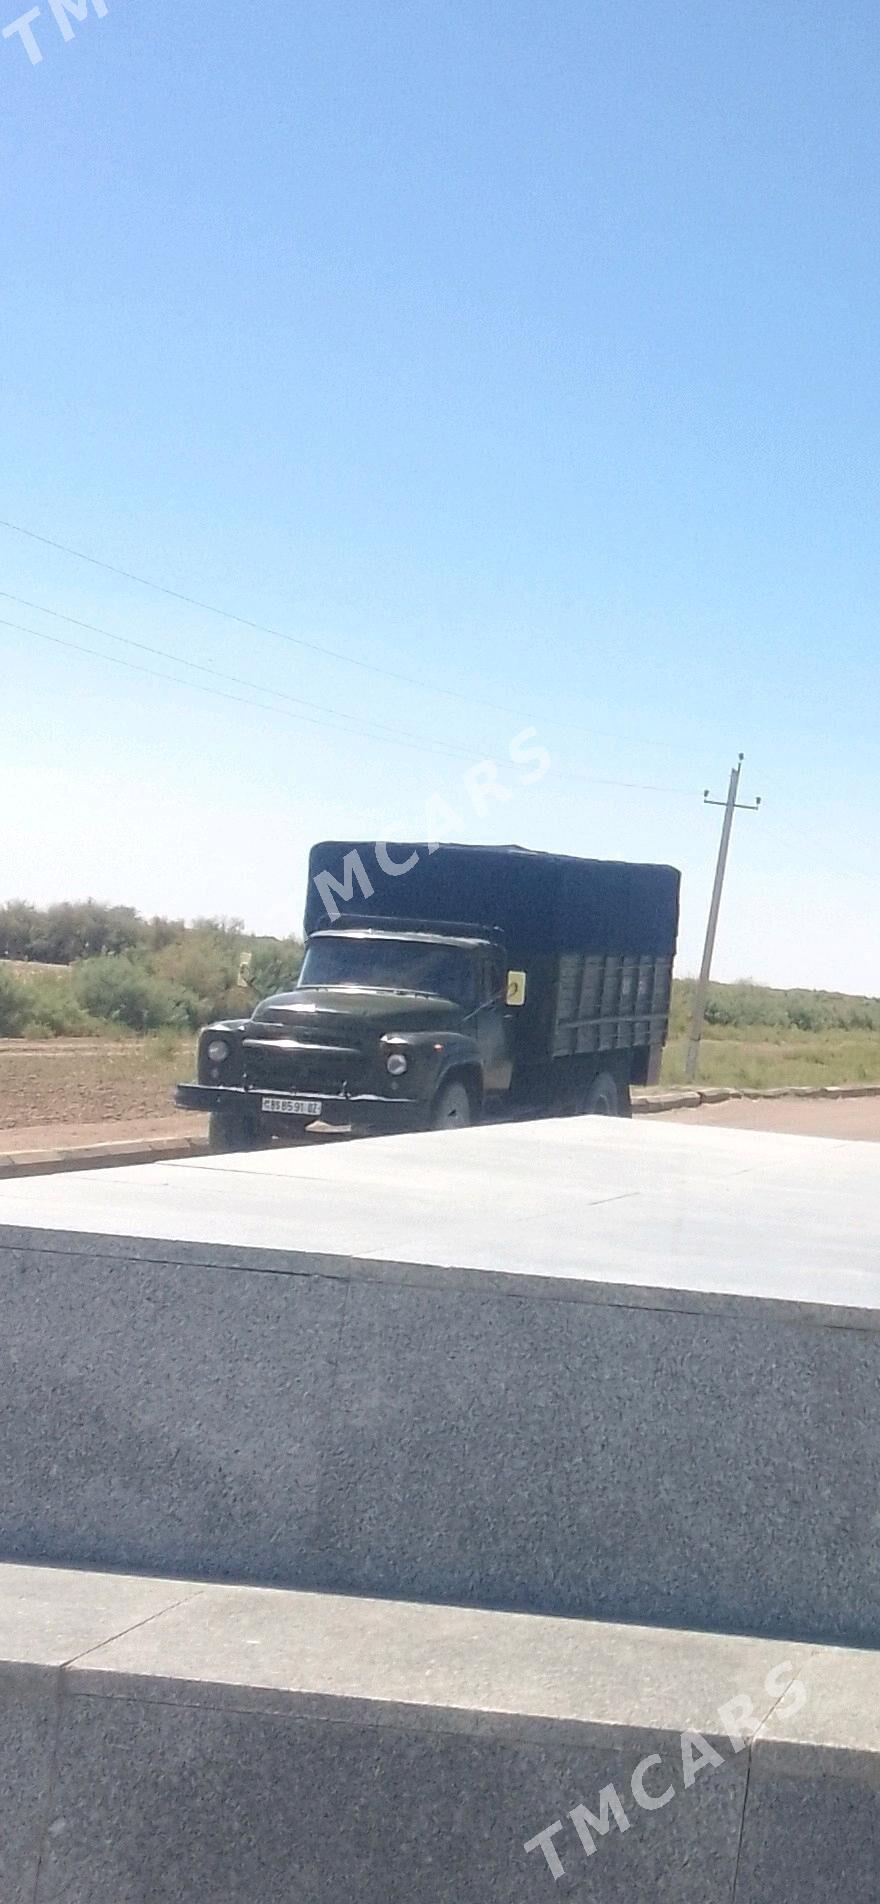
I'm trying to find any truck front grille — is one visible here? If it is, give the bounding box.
[243,1044,357,1098]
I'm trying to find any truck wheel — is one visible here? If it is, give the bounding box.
[208,1108,262,1153]
[430,1080,473,1130]
[582,1071,630,1118]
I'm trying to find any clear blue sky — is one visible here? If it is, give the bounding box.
[2,0,878,988]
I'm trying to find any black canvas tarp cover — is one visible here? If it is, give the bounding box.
[306,842,680,960]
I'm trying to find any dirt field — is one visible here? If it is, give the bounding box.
[0,1037,200,1151]
[2,1035,880,1153]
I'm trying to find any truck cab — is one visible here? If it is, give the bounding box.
[177,921,515,1151]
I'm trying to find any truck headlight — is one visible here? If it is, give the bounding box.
[386,1052,408,1076]
[207,1038,231,1063]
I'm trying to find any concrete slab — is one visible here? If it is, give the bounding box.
[735,1646,880,1902]
[38,1694,745,1903]
[0,1564,200,1904]
[0,1115,878,1318]
[306,1276,880,1639]
[0,1671,58,1904]
[0,1245,346,1582]
[0,1560,822,1904]
[735,1772,880,1904]
[748,1642,880,1775]
[71,1577,812,1739]
[0,1560,200,1667]
[3,1120,880,1640]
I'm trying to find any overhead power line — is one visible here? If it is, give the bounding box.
[554,769,701,796]
[0,516,689,756]
[0,615,481,762]
[0,591,479,760]
[0,517,572,721]
[1,606,701,798]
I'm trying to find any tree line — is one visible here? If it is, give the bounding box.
[0,901,303,1037]
[0,899,248,965]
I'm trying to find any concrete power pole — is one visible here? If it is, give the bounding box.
[684,755,761,1083]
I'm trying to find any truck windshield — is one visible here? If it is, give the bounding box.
[299,936,481,1010]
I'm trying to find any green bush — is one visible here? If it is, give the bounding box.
[20,972,94,1037]
[73,957,189,1033]
[149,929,304,1025]
[248,938,303,1000]
[0,967,29,1036]
[2,934,303,1038]
[151,931,247,1027]
[786,999,831,1033]
[703,985,778,1029]
[844,1005,880,1032]
[674,977,880,1036]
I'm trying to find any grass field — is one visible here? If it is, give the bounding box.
[661,1030,880,1090]
[663,979,880,1090]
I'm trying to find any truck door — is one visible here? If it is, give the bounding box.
[471,949,514,1095]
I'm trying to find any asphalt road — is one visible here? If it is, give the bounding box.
[656,1096,880,1142]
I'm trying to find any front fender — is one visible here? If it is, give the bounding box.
[382,1029,483,1096]
[196,1018,253,1086]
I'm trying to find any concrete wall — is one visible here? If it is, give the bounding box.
[2,1219,880,1645]
[4,1558,870,1904]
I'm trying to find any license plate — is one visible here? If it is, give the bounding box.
[261,1096,322,1116]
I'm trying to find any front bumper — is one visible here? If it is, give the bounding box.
[175,1082,427,1134]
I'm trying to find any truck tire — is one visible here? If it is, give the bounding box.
[208,1107,263,1153]
[430,1079,473,1130]
[582,1070,631,1118]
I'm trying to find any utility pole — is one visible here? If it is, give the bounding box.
[684,755,761,1083]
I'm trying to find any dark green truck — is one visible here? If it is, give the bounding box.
[176,840,680,1151]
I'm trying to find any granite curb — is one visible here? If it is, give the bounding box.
[633,1082,880,1113]
[0,1135,210,1180]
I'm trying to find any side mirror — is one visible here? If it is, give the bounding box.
[506,970,527,1008]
